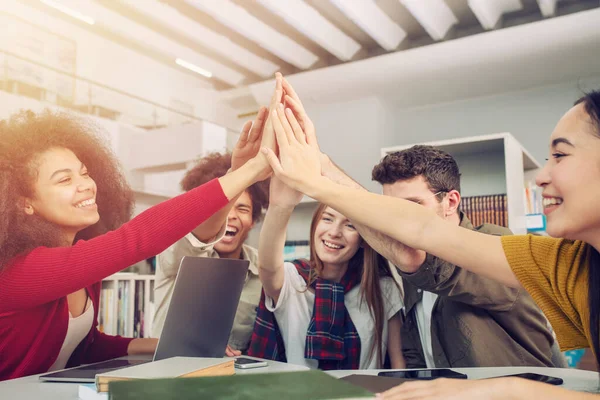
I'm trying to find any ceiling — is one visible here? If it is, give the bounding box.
[26,0,599,92]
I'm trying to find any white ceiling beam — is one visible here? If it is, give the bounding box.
[257,0,361,62]
[329,0,407,51]
[537,0,558,17]
[468,0,523,30]
[118,0,279,78]
[186,0,319,70]
[400,0,458,41]
[42,0,246,85]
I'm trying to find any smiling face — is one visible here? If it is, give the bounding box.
[312,207,362,269]
[535,103,600,242]
[24,147,99,242]
[214,190,255,259]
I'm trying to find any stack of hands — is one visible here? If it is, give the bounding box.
[228,74,522,400]
[233,72,340,210]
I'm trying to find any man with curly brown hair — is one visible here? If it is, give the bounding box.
[153,109,270,355]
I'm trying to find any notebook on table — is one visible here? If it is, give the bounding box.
[95,357,234,392]
[108,370,375,400]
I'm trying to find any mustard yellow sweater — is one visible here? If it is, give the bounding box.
[501,235,592,352]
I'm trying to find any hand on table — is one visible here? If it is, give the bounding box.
[225,345,242,357]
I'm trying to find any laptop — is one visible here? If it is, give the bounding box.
[39,256,250,382]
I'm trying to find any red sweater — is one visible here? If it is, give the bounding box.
[0,179,228,381]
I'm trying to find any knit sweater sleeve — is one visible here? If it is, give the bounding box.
[500,235,589,350]
[0,178,228,313]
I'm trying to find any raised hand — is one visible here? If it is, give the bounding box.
[269,175,303,210]
[282,78,339,179]
[231,106,267,171]
[262,104,323,196]
[260,72,284,153]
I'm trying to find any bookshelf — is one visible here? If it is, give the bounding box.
[381,133,541,235]
[99,273,156,339]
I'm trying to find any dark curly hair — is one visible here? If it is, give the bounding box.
[0,110,134,270]
[372,145,461,195]
[181,152,269,222]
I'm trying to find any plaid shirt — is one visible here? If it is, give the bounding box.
[247,259,362,370]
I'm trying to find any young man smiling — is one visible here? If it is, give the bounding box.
[152,152,268,354]
[152,109,270,355]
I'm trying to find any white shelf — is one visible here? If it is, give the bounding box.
[382,132,540,235]
[382,133,541,171]
[104,272,156,281]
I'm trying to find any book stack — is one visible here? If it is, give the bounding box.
[461,194,508,228]
[107,370,374,400]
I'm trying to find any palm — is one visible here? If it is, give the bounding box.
[231,139,260,171]
[269,176,303,208]
[231,107,267,171]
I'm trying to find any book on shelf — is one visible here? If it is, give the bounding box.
[461,194,508,228]
[108,370,374,400]
[95,357,234,393]
[99,274,154,338]
[524,181,546,232]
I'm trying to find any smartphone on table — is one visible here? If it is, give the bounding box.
[378,369,468,380]
[234,357,268,369]
[495,373,563,385]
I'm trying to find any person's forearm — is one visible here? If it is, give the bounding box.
[191,200,236,242]
[191,168,241,242]
[218,158,264,201]
[387,313,405,369]
[258,204,294,298]
[306,178,520,288]
[321,158,426,272]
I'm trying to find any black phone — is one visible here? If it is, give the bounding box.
[378,369,468,380]
[499,373,563,385]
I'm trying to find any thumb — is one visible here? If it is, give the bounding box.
[262,147,284,176]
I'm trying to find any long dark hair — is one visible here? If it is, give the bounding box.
[576,90,600,368]
[307,203,396,367]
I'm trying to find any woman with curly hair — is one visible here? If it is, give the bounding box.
[0,109,271,381]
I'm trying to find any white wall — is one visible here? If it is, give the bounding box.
[304,96,388,192]
[0,2,238,129]
[381,77,600,165]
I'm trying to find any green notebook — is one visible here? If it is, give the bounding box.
[108,370,375,400]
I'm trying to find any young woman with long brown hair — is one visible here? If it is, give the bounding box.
[247,174,404,369]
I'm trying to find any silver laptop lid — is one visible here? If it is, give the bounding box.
[153,256,249,361]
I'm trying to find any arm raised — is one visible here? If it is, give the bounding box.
[263,106,519,289]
